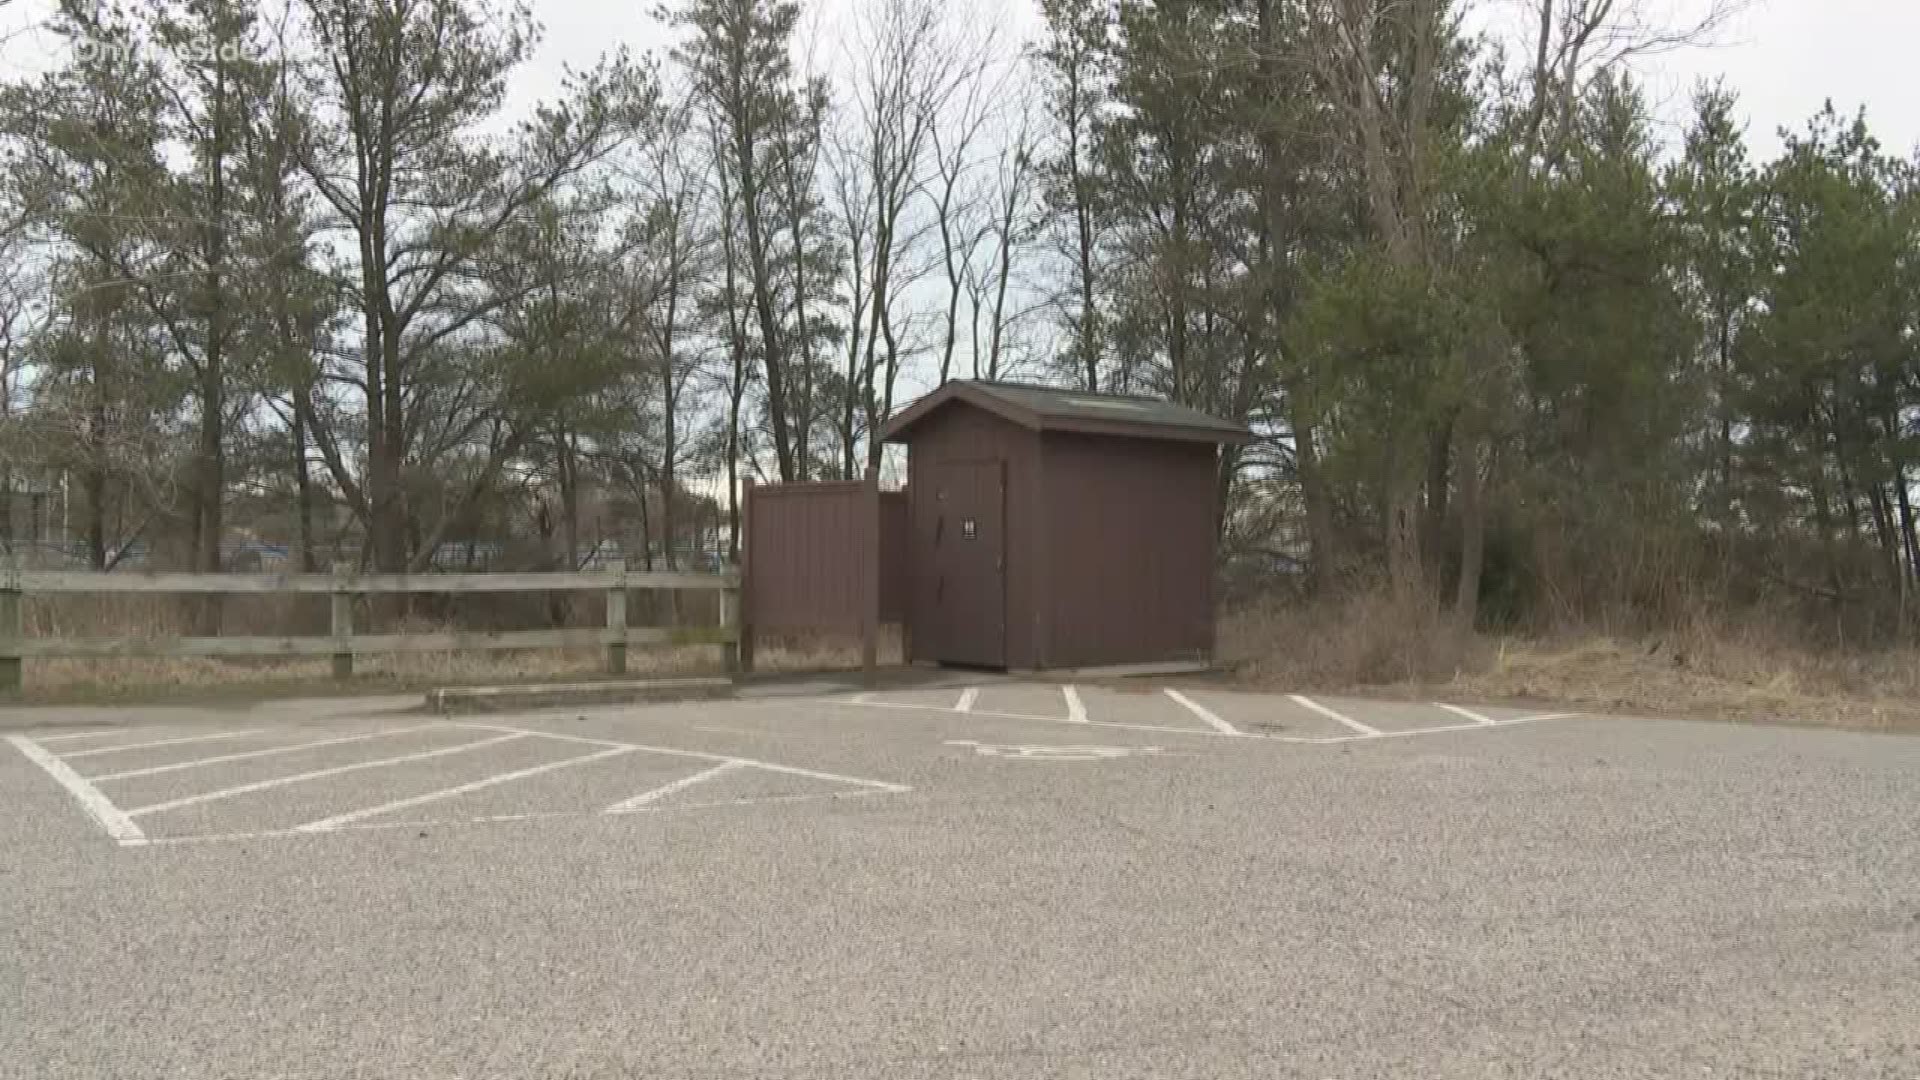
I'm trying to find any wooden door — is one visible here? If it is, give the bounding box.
[913,459,1006,667]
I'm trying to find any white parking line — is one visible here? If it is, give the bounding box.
[1063,685,1087,723]
[62,730,264,760]
[841,690,1580,746]
[32,730,126,744]
[133,787,907,846]
[454,722,912,792]
[296,746,639,832]
[1327,714,1578,741]
[1288,695,1381,737]
[1434,703,1497,726]
[1163,689,1240,735]
[734,758,911,792]
[125,733,525,817]
[6,736,147,845]
[455,724,632,750]
[605,761,744,813]
[90,725,443,782]
[956,688,979,713]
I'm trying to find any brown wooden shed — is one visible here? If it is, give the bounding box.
[881,380,1251,672]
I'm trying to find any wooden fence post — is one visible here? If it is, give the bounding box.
[738,478,755,674]
[329,562,354,680]
[0,557,21,694]
[719,582,740,675]
[862,467,880,683]
[605,559,628,676]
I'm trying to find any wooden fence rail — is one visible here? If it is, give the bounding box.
[0,560,741,693]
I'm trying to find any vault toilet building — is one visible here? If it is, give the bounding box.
[881,380,1250,672]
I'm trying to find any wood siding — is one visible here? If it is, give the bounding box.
[1037,432,1218,669]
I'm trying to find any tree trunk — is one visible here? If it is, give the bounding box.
[193,362,225,634]
[726,347,745,563]
[1065,57,1099,392]
[1895,462,1919,638]
[1386,470,1430,614]
[1452,435,1487,631]
[867,306,902,476]
[85,336,109,572]
[1423,414,1454,575]
[362,286,408,577]
[731,116,796,482]
[860,210,895,476]
[292,403,317,573]
[1287,385,1339,589]
[83,452,107,572]
[660,309,678,572]
[840,226,866,479]
[725,435,740,565]
[988,227,1014,379]
[194,50,232,640]
[557,430,581,570]
[636,474,653,571]
[782,154,816,482]
[1809,457,1845,607]
[937,181,962,385]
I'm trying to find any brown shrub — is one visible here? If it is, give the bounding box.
[1221,586,1920,731]
[1218,586,1483,687]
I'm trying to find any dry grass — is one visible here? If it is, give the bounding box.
[1219,589,1477,689]
[1453,632,1920,732]
[1220,591,1920,733]
[6,624,897,704]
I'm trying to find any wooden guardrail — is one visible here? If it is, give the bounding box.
[0,560,740,692]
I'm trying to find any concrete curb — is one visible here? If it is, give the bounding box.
[425,677,735,715]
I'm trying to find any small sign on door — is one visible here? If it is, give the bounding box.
[962,517,978,540]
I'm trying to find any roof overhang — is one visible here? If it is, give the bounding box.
[880,382,1253,445]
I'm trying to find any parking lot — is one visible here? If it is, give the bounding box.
[4,680,1918,1078]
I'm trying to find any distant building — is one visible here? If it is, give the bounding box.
[1,474,66,564]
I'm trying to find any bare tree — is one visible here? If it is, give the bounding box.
[827,129,873,479]
[292,0,641,573]
[974,95,1039,381]
[628,88,715,568]
[927,26,1002,386]
[1521,0,1748,165]
[842,0,982,471]
[0,231,39,554]
[706,117,754,559]
[672,0,810,482]
[1037,0,1108,392]
[770,75,832,480]
[1305,0,1448,607]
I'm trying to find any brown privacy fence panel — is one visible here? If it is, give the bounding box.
[744,479,874,634]
[740,475,905,676]
[877,491,909,623]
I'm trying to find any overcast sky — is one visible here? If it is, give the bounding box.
[3,0,1915,161]
[495,0,1920,163]
[1616,0,1920,158]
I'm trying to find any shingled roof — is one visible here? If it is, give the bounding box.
[880,380,1251,444]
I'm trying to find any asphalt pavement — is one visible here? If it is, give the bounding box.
[2,682,1916,1078]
